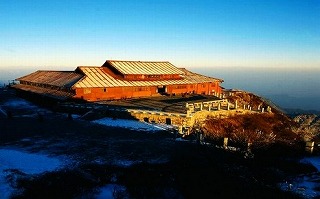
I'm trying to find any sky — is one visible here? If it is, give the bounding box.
[0,0,319,69]
[1,0,320,110]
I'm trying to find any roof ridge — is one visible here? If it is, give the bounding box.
[77,66,101,68]
[30,70,77,73]
[107,60,170,63]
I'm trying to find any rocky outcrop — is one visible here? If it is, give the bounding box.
[201,90,300,149]
[292,114,320,141]
[224,90,284,113]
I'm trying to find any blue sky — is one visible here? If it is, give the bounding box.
[0,0,319,69]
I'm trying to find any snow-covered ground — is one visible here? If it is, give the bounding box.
[3,99,39,110]
[0,106,7,117]
[95,184,127,199]
[279,156,320,198]
[92,117,176,132]
[1,98,51,118]
[303,157,320,171]
[0,149,65,199]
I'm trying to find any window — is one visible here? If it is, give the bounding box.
[165,118,171,125]
[103,88,107,92]
[84,88,91,94]
[135,87,149,92]
[147,75,160,79]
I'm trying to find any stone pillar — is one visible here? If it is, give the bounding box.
[267,106,272,112]
[186,110,191,117]
[227,103,230,110]
[174,130,178,140]
[208,104,211,111]
[179,126,183,134]
[235,100,238,109]
[305,141,314,153]
[218,103,221,110]
[258,105,261,110]
[247,142,252,153]
[196,131,204,145]
[243,104,246,110]
[261,108,264,113]
[245,142,254,158]
[200,103,203,111]
[223,137,228,149]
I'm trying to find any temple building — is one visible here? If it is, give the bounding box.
[13,60,223,102]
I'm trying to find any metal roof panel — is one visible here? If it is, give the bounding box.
[105,60,184,75]
[17,71,83,88]
[72,66,222,88]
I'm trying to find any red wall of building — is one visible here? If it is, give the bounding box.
[74,82,221,101]
[74,87,155,101]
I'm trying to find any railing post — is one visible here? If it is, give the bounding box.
[223,137,228,149]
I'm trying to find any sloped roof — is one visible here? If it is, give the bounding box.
[73,67,222,88]
[16,71,83,88]
[179,68,224,83]
[103,60,184,75]
[12,84,75,100]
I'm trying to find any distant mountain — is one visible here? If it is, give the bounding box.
[283,108,320,118]
[265,94,320,113]
[201,90,303,151]
[221,90,320,145]
[292,114,320,142]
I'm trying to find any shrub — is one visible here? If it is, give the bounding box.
[202,114,299,150]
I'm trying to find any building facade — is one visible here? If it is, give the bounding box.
[14,60,223,102]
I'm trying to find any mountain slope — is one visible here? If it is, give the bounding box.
[292,114,320,141]
[202,90,303,150]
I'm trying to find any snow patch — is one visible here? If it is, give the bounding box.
[3,99,37,109]
[0,172,12,199]
[0,149,62,174]
[301,156,320,171]
[92,118,164,132]
[174,138,189,142]
[70,114,81,119]
[112,159,140,167]
[95,184,127,199]
[279,156,320,198]
[0,149,64,199]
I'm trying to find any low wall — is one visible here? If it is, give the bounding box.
[128,109,186,126]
